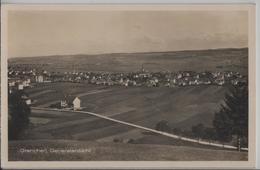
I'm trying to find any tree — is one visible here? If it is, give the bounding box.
[213,85,248,150]
[203,127,216,142]
[191,123,205,140]
[127,138,135,144]
[155,120,171,133]
[172,127,182,135]
[8,90,31,140]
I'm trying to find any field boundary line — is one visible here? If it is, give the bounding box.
[31,107,248,152]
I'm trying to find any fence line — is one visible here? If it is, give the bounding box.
[31,107,248,152]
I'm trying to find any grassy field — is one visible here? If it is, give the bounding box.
[21,83,230,149]
[27,82,227,127]
[9,48,248,74]
[9,139,247,161]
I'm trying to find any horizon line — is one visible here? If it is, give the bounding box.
[8,47,248,59]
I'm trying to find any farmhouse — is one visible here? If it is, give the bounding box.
[60,99,68,108]
[60,96,81,110]
[73,97,81,110]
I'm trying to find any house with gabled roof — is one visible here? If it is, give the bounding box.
[73,97,81,110]
[60,95,81,110]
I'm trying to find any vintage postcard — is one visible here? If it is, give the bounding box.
[1,4,256,169]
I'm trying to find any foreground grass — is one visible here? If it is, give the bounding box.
[9,140,247,161]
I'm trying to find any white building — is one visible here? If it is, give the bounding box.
[73,97,81,110]
[36,75,44,83]
[21,94,31,105]
[9,82,16,87]
[18,84,24,90]
[60,100,68,108]
[25,99,32,105]
[22,79,30,87]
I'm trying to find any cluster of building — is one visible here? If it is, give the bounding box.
[8,69,51,90]
[7,66,247,110]
[8,67,247,92]
[67,70,247,87]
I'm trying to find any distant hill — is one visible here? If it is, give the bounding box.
[9,48,248,75]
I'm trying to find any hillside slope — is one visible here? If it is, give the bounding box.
[9,48,248,74]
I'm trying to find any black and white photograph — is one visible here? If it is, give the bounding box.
[1,4,256,169]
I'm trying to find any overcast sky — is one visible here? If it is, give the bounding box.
[8,10,248,58]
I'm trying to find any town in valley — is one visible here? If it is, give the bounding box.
[8,64,247,110]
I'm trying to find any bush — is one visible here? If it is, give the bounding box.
[155,120,171,133]
[172,128,182,135]
[113,138,123,143]
[49,102,61,109]
[127,138,135,144]
[191,123,205,139]
[203,127,216,141]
